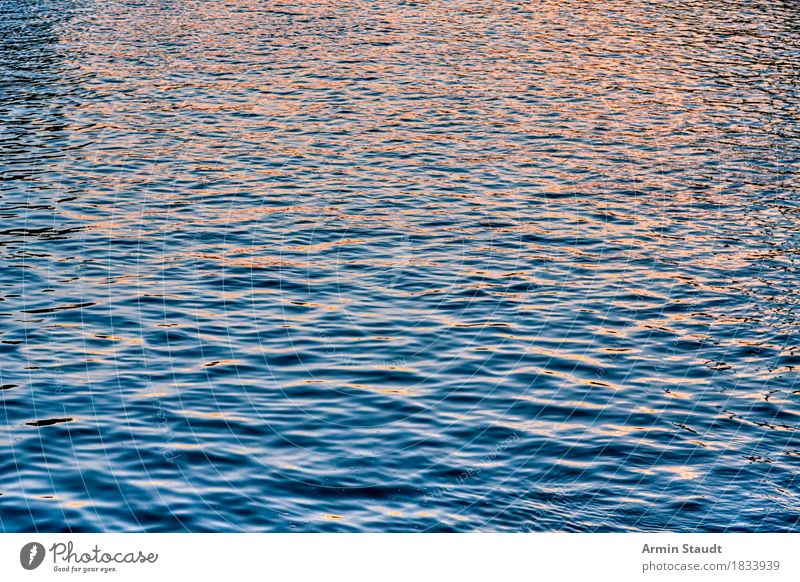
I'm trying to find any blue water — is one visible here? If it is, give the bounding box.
[1,0,799,532]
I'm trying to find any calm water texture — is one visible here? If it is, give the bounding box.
[1,0,799,532]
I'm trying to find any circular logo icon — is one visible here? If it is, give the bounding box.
[20,542,46,570]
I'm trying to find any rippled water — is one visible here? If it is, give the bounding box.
[1,0,799,532]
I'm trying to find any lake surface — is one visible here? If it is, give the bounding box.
[1,0,799,532]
